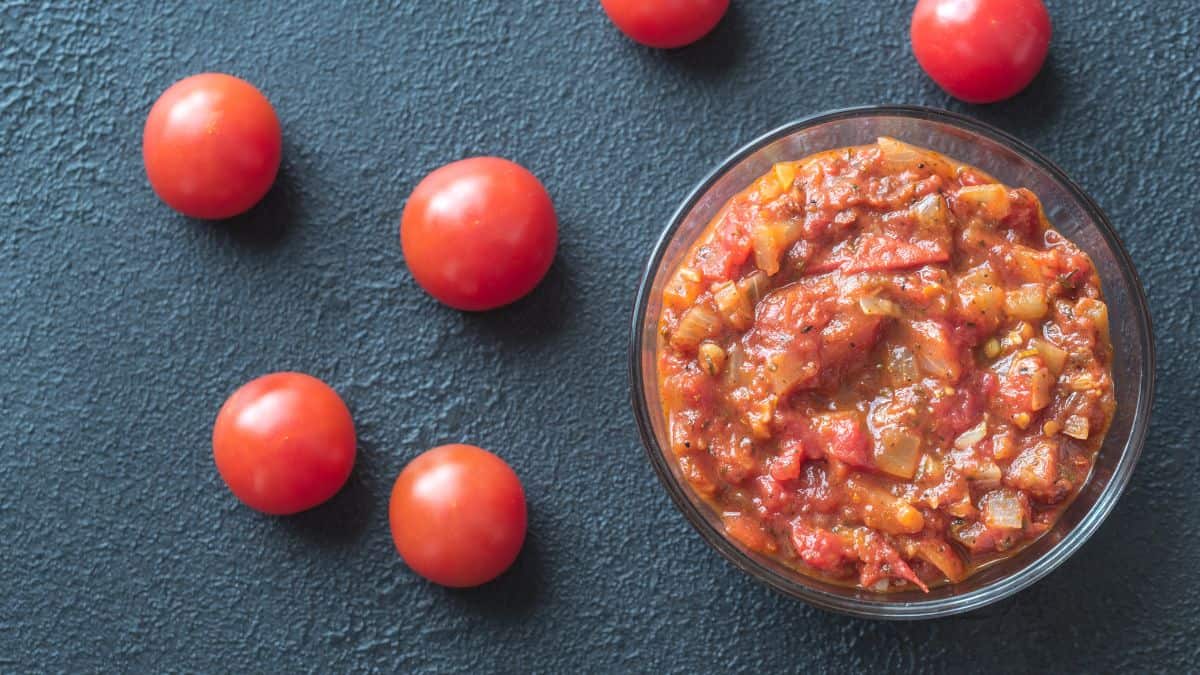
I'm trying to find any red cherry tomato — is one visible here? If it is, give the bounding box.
[143,73,282,219]
[389,444,527,587]
[600,0,729,49]
[212,373,355,515]
[401,157,557,311]
[911,0,1051,104]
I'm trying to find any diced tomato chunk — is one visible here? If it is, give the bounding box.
[812,412,872,469]
[677,454,718,497]
[843,234,951,273]
[806,232,951,275]
[795,462,840,513]
[855,531,929,592]
[929,371,992,441]
[768,450,803,482]
[754,475,790,515]
[776,411,824,463]
[663,365,715,411]
[790,522,851,571]
[743,275,885,394]
[999,188,1045,243]
[992,353,1051,423]
[716,214,753,269]
[817,309,886,386]
[723,513,776,555]
[711,433,756,485]
[1004,440,1063,502]
[696,202,755,282]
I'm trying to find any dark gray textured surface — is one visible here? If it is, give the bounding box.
[1,1,1196,672]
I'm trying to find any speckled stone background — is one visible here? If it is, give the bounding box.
[1,1,1196,672]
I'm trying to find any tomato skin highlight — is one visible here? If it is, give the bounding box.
[143,73,282,219]
[401,157,558,311]
[600,0,729,49]
[389,444,527,588]
[910,0,1052,104]
[212,373,356,515]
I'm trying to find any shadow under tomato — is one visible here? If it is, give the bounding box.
[434,529,545,619]
[658,3,746,75]
[946,57,1066,138]
[463,254,572,344]
[278,439,376,547]
[198,157,298,250]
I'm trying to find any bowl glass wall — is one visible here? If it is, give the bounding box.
[630,106,1155,619]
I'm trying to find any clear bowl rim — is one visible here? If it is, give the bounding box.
[628,104,1156,620]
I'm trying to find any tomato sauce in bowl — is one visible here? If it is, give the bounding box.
[655,138,1115,592]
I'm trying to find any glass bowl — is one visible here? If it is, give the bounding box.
[629,105,1155,619]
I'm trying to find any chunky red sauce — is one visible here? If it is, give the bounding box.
[656,139,1115,591]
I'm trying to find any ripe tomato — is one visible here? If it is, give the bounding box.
[910,0,1051,104]
[401,157,557,311]
[143,73,282,219]
[212,373,355,515]
[600,0,729,49]
[389,444,527,587]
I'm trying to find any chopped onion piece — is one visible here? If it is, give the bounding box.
[967,462,1002,483]
[1010,247,1054,284]
[904,320,960,380]
[1029,337,1068,374]
[713,282,752,330]
[916,454,944,483]
[992,432,1016,460]
[1078,298,1110,336]
[766,350,816,395]
[956,265,1004,319]
[712,281,740,313]
[1029,366,1053,410]
[877,136,953,175]
[981,489,1027,530]
[774,162,797,193]
[944,496,976,519]
[859,295,903,318]
[911,193,950,229]
[957,184,1012,219]
[885,345,918,384]
[737,271,769,308]
[751,223,787,276]
[954,420,988,449]
[877,136,918,166]
[725,343,746,383]
[874,427,923,480]
[756,170,785,201]
[949,520,992,552]
[914,539,966,583]
[916,350,956,380]
[1005,284,1048,320]
[664,269,701,309]
[1069,373,1098,391]
[847,476,925,535]
[745,395,777,440]
[1064,415,1090,440]
[670,304,721,352]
